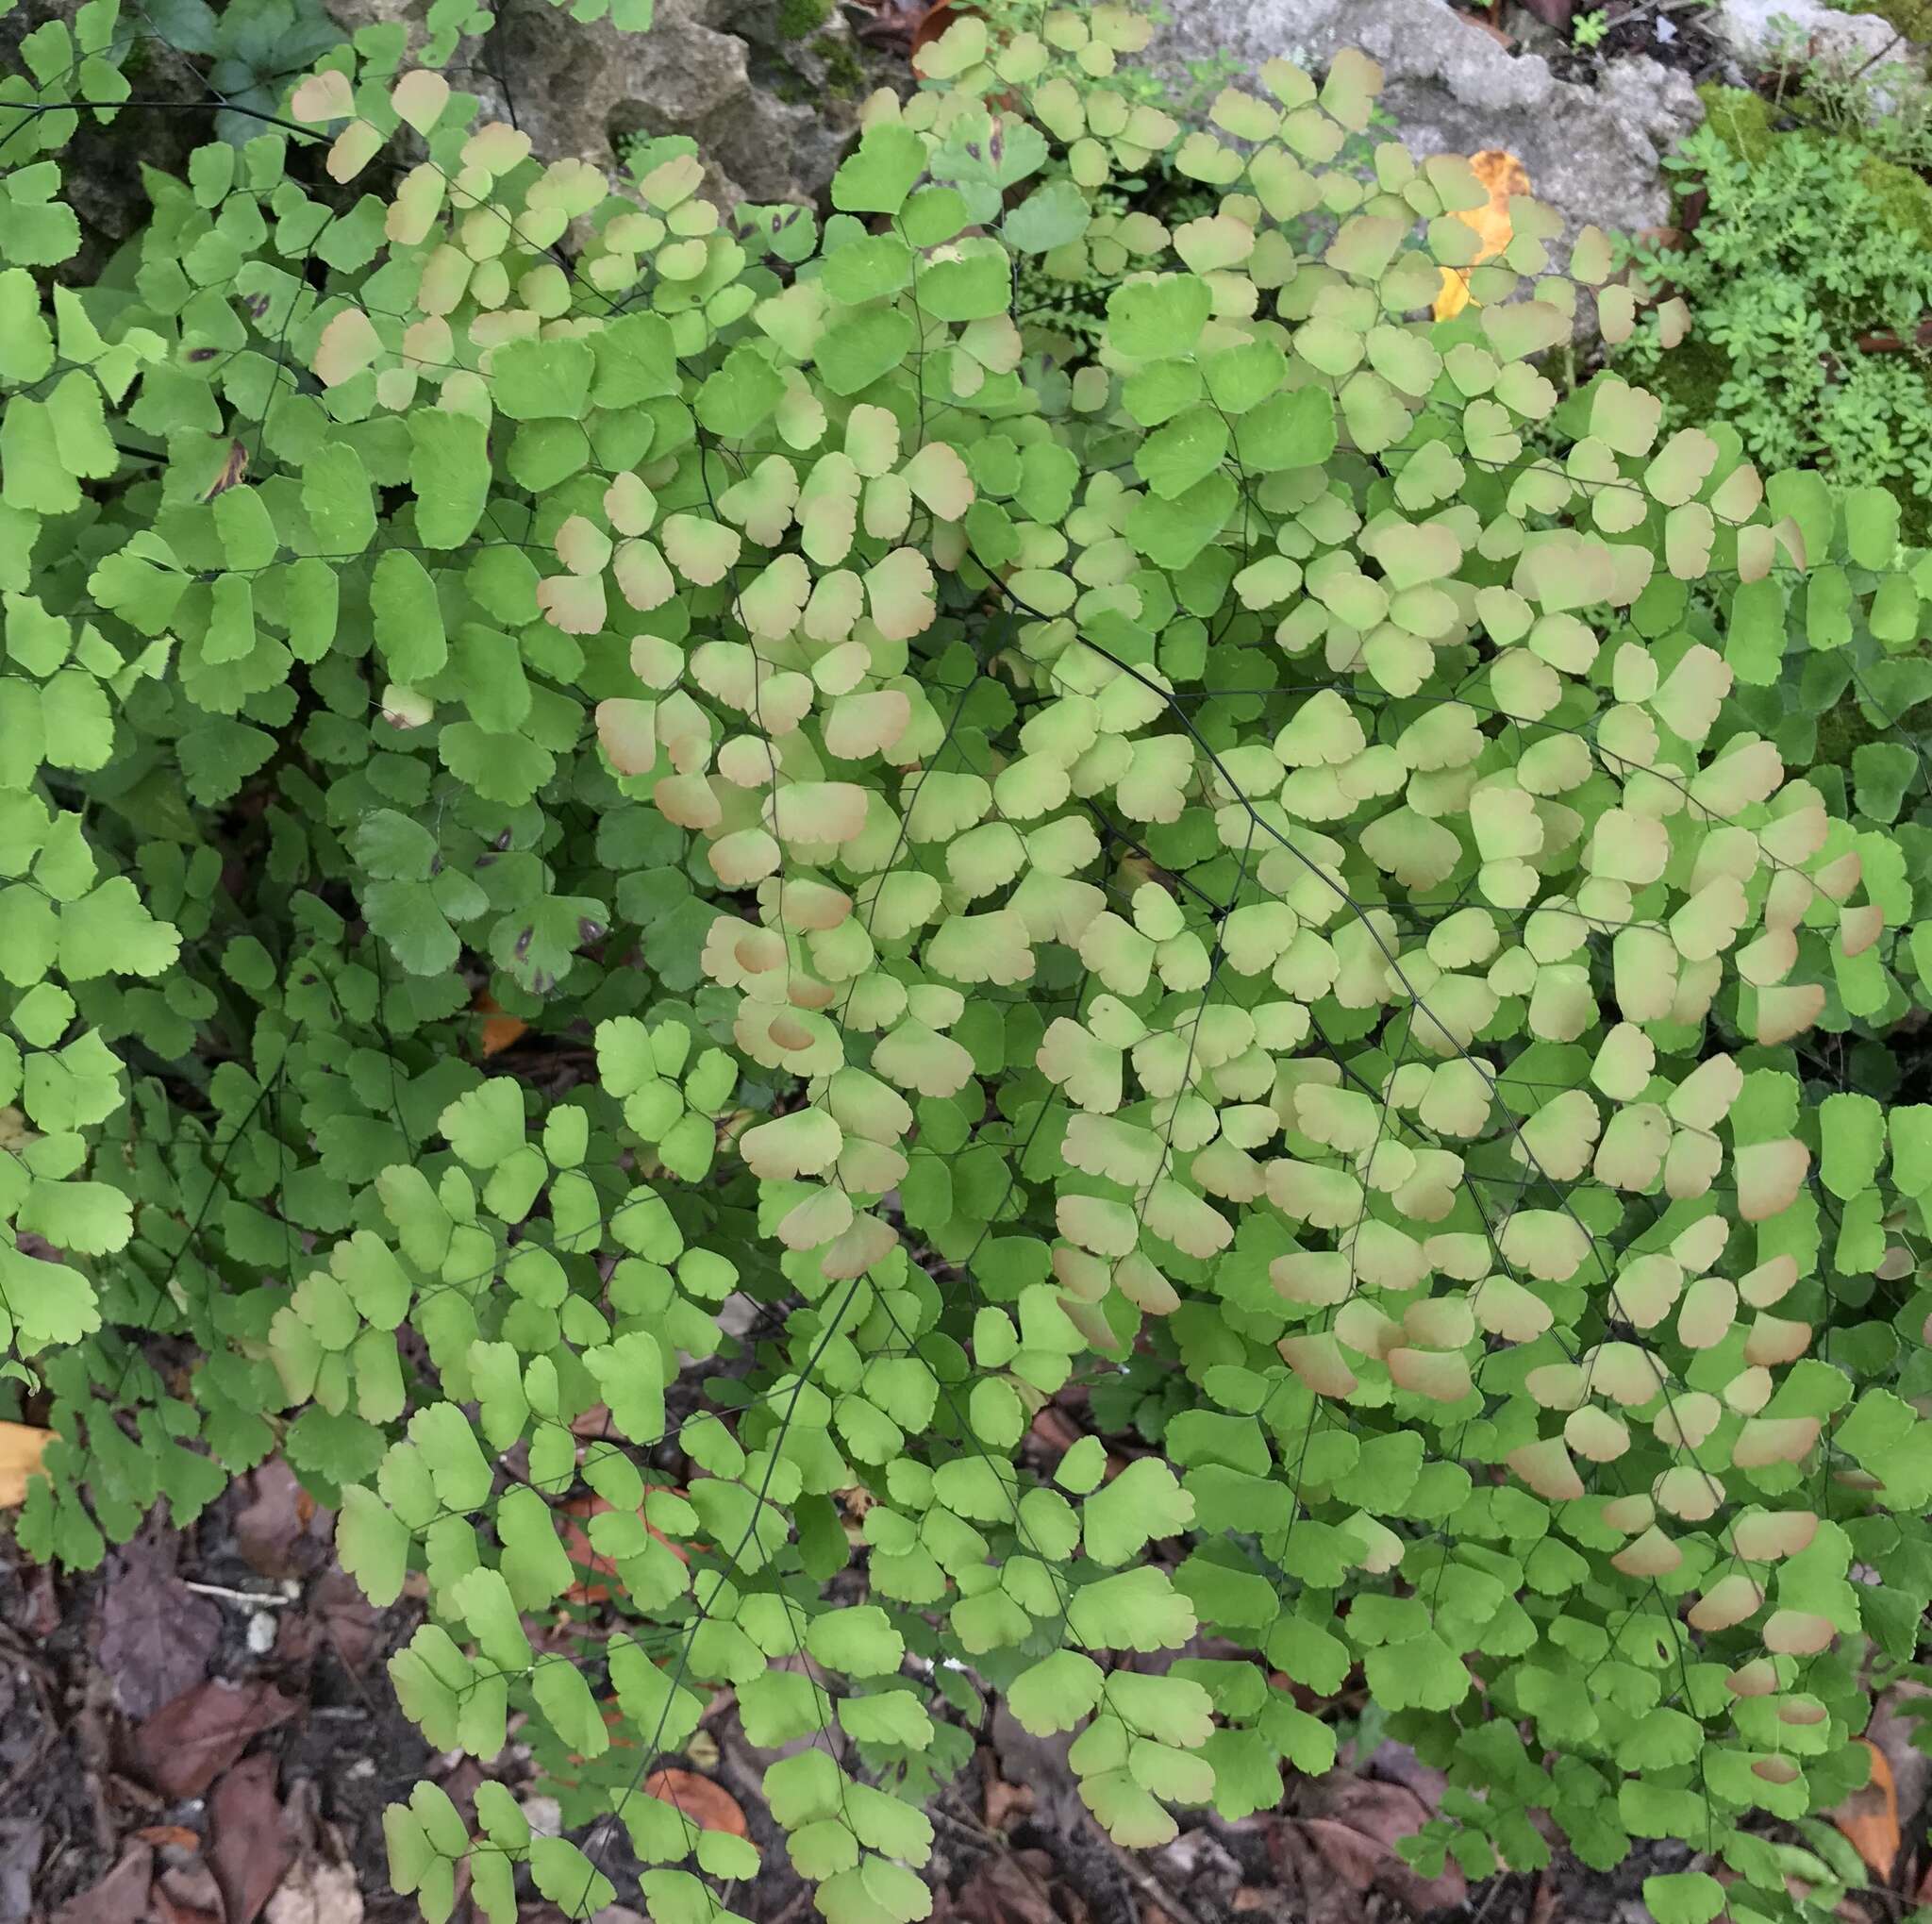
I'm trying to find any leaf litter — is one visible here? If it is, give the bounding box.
[0,1461,426,1921]
[130,1679,300,1801]
[12,1438,1932,1924]
[97,1531,222,1719]
[210,1752,300,1924]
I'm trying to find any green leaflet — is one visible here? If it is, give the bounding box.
[372,549,448,683]
[408,408,491,548]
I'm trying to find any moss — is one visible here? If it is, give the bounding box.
[1696,84,1780,165]
[1813,694,1883,770]
[810,31,868,99]
[776,0,833,39]
[1644,335,1734,432]
[1857,153,1932,241]
[1811,647,1932,767]
[1898,483,1932,548]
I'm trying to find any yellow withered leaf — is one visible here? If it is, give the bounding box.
[0,1422,52,1508]
[1434,149,1530,321]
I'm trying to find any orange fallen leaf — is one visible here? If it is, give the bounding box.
[641,1768,747,1838]
[1833,1737,1899,1878]
[558,1490,691,1606]
[0,1421,52,1507]
[473,990,528,1057]
[912,0,982,60]
[1434,149,1531,322]
[1028,1405,1081,1452]
[565,1701,640,1771]
[132,1825,202,1851]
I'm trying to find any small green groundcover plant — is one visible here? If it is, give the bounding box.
[1623,85,1932,528]
[7,1,1932,1920]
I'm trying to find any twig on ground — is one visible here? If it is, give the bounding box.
[1093,1825,1216,1924]
[181,1581,294,1607]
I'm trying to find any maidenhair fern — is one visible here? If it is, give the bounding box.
[5,5,1932,1924]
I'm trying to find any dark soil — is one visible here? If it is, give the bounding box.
[1482,0,1738,86]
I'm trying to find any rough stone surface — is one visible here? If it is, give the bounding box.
[324,0,888,207]
[1706,0,1904,67]
[1146,0,1701,267]
[0,0,208,277]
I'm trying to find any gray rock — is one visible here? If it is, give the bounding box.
[1706,0,1903,68]
[324,0,888,207]
[1147,0,1701,273]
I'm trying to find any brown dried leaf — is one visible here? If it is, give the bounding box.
[1027,1404,1081,1453]
[132,1679,300,1800]
[1831,1738,1900,1879]
[641,1768,747,1836]
[1278,1774,1467,1916]
[315,1565,382,1674]
[263,1858,363,1924]
[1361,1740,1448,1809]
[234,1458,334,1579]
[100,1537,222,1719]
[153,1856,226,1924]
[1864,1684,1932,1839]
[50,1843,154,1924]
[265,1782,364,1924]
[1271,1821,1377,1924]
[271,1565,380,1675]
[475,989,528,1057]
[212,1752,299,1924]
